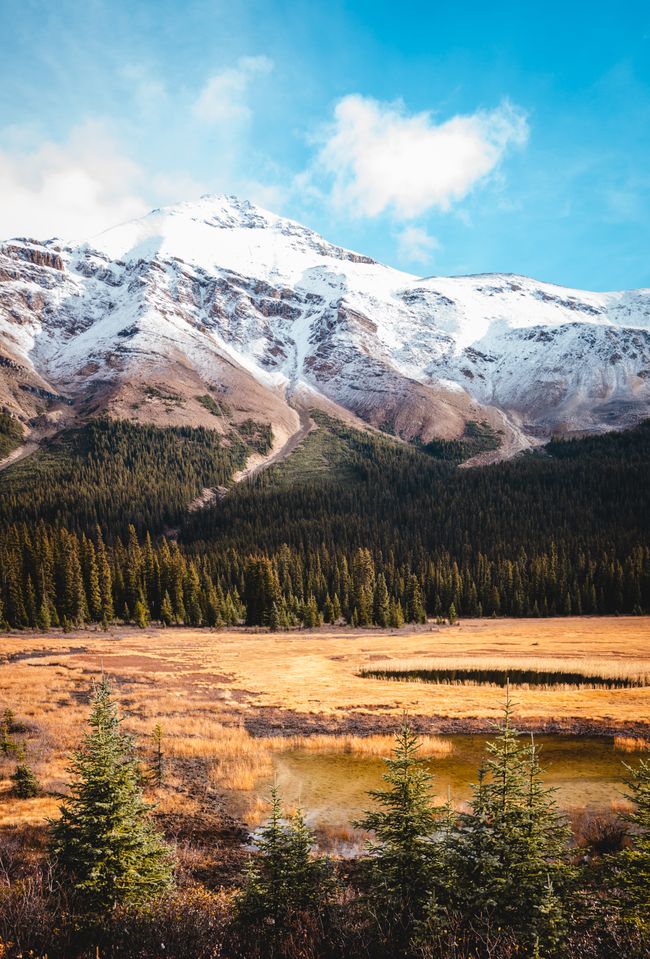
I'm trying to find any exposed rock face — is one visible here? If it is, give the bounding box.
[0,193,649,458]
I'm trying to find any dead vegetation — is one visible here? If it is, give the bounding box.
[1,616,649,832]
[614,736,649,752]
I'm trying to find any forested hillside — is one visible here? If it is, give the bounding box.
[0,414,648,629]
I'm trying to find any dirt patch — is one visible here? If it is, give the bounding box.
[242,706,650,740]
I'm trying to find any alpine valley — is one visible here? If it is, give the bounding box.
[0,194,649,633]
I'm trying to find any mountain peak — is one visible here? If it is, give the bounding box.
[84,192,380,278]
[154,192,279,230]
[2,190,650,460]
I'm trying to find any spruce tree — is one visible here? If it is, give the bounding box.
[133,595,149,629]
[356,719,442,944]
[50,677,173,917]
[614,756,650,929]
[238,786,332,936]
[37,595,51,631]
[445,695,573,954]
[405,575,426,623]
[160,590,173,626]
[389,598,405,628]
[11,760,40,798]
[268,601,281,631]
[373,573,390,627]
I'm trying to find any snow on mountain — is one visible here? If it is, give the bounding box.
[1,193,649,463]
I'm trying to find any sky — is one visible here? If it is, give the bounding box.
[1,0,649,290]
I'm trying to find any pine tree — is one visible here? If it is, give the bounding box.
[238,786,333,938]
[133,595,150,629]
[614,756,650,929]
[389,598,405,628]
[37,596,51,631]
[448,602,458,625]
[160,590,173,627]
[268,601,281,631]
[11,760,40,798]
[50,677,173,917]
[96,528,114,623]
[355,719,442,944]
[323,594,335,624]
[302,594,320,628]
[373,573,390,627]
[244,557,281,626]
[332,592,342,622]
[405,574,426,623]
[445,695,573,953]
[184,562,203,626]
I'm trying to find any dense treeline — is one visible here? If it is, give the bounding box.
[0,418,271,537]
[1,681,649,958]
[0,520,649,630]
[0,414,648,628]
[0,412,23,459]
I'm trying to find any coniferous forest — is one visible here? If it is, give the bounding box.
[0,413,648,629]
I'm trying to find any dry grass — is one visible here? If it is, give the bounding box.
[1,617,649,829]
[614,736,649,753]
[263,732,452,758]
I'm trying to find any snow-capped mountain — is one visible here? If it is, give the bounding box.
[1,194,649,464]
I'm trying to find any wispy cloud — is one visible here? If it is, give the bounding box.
[396,225,440,265]
[192,55,273,126]
[0,120,149,242]
[314,94,529,220]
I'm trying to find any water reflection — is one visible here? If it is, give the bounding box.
[257,735,631,830]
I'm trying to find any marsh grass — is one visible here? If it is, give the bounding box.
[359,656,650,690]
[263,732,452,758]
[2,622,650,832]
[614,736,649,752]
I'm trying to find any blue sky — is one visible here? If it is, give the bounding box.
[1,0,649,289]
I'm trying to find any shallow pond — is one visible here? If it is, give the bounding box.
[257,736,635,830]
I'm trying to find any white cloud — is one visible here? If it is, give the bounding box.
[0,121,150,242]
[192,56,273,126]
[316,95,529,220]
[396,225,440,264]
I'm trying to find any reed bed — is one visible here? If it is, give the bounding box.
[359,656,650,690]
[613,736,649,752]
[263,732,452,758]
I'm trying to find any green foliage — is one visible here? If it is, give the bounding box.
[444,696,574,954]
[356,720,443,940]
[238,786,333,939]
[195,393,224,416]
[235,417,273,455]
[1,415,650,628]
[0,412,24,459]
[613,757,650,929]
[11,760,40,798]
[50,677,174,917]
[422,419,500,463]
[244,557,282,626]
[183,415,650,620]
[0,418,261,538]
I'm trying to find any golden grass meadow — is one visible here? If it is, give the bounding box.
[1,615,649,833]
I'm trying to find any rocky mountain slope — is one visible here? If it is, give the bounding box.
[1,193,649,465]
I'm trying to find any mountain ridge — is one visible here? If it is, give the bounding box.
[1,193,649,469]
